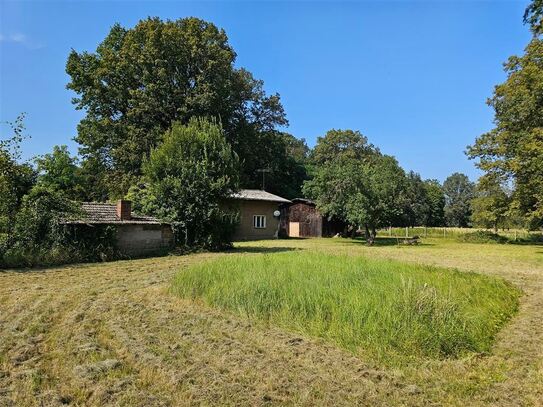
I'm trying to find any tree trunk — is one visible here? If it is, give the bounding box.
[365,224,375,246]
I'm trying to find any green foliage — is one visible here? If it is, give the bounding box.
[304,151,406,240]
[467,38,543,229]
[66,17,289,198]
[402,171,430,227]
[471,176,511,231]
[239,132,309,199]
[443,173,474,227]
[172,251,520,362]
[309,129,378,166]
[304,130,407,240]
[424,179,446,226]
[0,186,120,268]
[524,0,543,35]
[130,118,239,249]
[34,145,86,200]
[0,114,37,234]
[456,231,509,244]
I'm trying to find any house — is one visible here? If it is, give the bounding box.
[280,198,346,238]
[229,189,291,240]
[65,200,174,256]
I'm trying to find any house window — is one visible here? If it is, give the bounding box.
[253,215,266,229]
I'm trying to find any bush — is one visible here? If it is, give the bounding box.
[0,188,119,268]
[456,230,509,244]
[132,118,240,250]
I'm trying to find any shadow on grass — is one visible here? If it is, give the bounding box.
[342,237,436,247]
[229,246,301,254]
[508,240,543,247]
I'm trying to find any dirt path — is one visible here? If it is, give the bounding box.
[1,239,542,406]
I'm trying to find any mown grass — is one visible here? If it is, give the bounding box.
[171,251,520,363]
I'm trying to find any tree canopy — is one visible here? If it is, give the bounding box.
[0,114,36,234]
[471,176,511,232]
[309,129,378,166]
[303,130,408,242]
[34,145,85,201]
[468,1,543,229]
[423,179,446,227]
[443,173,474,227]
[67,17,289,198]
[524,0,543,35]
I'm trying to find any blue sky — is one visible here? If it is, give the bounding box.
[0,0,532,182]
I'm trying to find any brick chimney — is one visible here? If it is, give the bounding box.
[116,200,132,221]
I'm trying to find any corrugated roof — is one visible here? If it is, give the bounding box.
[229,189,291,203]
[65,203,165,225]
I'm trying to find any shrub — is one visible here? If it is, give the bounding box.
[131,118,240,250]
[456,230,509,244]
[0,188,119,268]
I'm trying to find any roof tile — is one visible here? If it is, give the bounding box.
[65,203,165,225]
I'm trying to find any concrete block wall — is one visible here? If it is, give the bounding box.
[116,224,174,257]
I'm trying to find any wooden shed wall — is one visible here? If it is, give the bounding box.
[280,203,323,238]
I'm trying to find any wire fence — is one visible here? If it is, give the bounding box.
[379,227,537,240]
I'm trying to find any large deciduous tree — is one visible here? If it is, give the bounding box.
[66,17,288,198]
[128,118,239,249]
[402,171,430,227]
[468,2,543,229]
[423,179,446,227]
[303,130,405,243]
[443,173,474,227]
[471,176,511,232]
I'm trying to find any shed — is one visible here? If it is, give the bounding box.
[280,198,346,238]
[65,200,174,257]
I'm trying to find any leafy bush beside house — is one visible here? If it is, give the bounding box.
[0,188,119,268]
[128,118,240,250]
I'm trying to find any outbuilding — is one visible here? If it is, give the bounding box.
[229,189,291,240]
[66,200,174,257]
[280,198,346,238]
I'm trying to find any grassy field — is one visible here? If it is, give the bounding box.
[172,252,519,362]
[1,237,542,406]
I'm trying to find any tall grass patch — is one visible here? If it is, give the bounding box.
[171,252,520,362]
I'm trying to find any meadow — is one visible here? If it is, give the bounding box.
[1,237,542,406]
[172,251,520,363]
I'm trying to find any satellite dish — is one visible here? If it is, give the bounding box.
[273,210,281,217]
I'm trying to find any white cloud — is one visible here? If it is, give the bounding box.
[0,33,44,49]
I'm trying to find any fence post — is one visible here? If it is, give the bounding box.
[443,228,446,238]
[405,227,408,238]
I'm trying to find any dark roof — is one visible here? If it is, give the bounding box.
[65,203,166,225]
[290,198,316,206]
[229,189,291,204]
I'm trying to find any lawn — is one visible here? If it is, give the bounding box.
[172,251,520,362]
[1,237,542,406]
